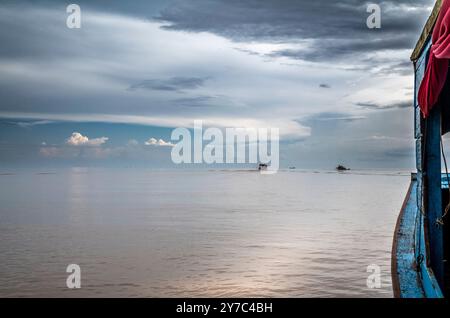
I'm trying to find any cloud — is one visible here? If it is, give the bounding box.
[128,77,207,92]
[301,112,366,123]
[11,120,54,128]
[0,112,311,139]
[354,101,411,110]
[156,0,433,63]
[171,96,214,108]
[373,60,413,76]
[66,132,109,146]
[145,137,174,147]
[268,37,413,63]
[152,0,434,79]
[0,6,316,140]
[0,2,428,168]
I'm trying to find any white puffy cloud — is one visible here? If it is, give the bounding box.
[145,137,174,147]
[66,132,109,146]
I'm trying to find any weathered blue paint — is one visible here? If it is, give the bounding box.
[416,139,422,173]
[392,179,425,297]
[414,41,430,139]
[415,200,444,298]
[392,176,444,298]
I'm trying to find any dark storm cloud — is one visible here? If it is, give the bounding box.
[269,35,414,61]
[157,0,367,40]
[376,61,413,76]
[156,0,433,62]
[128,77,207,92]
[355,101,411,110]
[0,0,432,64]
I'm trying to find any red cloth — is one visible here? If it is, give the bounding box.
[418,0,450,117]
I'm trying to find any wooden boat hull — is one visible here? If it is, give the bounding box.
[391,176,443,298]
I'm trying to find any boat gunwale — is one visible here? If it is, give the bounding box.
[391,180,414,297]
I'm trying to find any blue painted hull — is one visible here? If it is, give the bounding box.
[391,176,444,298]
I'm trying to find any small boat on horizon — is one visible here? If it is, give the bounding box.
[336,164,350,171]
[258,163,268,171]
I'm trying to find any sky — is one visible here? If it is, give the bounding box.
[0,0,437,169]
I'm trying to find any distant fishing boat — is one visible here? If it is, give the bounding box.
[258,163,268,171]
[392,0,449,298]
[335,164,350,171]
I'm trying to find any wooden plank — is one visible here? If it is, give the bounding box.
[414,41,430,139]
[411,0,442,61]
[425,105,444,286]
[416,138,422,172]
[416,210,445,298]
[392,179,425,297]
[415,107,422,139]
[414,45,429,106]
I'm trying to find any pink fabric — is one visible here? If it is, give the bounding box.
[418,0,450,117]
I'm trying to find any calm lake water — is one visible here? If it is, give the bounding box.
[0,168,410,297]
